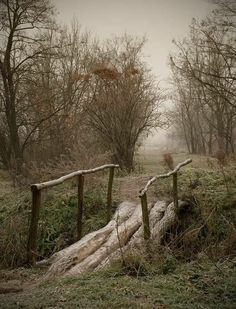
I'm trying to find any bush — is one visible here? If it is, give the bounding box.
[152,164,236,261]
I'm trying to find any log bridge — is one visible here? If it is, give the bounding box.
[27,159,192,267]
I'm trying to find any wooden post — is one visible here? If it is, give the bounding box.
[140,193,151,240]
[106,166,115,223]
[173,172,178,210]
[27,185,41,265]
[77,174,84,240]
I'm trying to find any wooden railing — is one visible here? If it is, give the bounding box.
[27,164,119,264]
[139,159,192,240]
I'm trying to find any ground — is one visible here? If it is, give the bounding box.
[0,258,235,308]
[0,147,236,308]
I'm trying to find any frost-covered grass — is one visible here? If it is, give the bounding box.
[1,258,235,308]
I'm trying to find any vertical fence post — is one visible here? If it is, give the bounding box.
[106,166,115,223]
[77,174,84,240]
[173,172,178,210]
[140,193,151,240]
[27,185,41,265]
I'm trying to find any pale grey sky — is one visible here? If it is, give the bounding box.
[52,0,214,84]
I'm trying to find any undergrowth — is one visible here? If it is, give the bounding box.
[150,162,236,261]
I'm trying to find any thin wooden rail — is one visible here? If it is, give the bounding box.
[32,164,119,190]
[27,164,119,264]
[139,158,192,240]
[139,159,192,197]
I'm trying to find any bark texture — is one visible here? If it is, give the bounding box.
[40,200,186,279]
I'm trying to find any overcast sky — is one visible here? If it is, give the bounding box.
[52,0,214,85]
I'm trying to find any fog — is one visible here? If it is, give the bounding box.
[52,0,214,148]
[53,0,214,82]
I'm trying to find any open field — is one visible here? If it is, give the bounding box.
[138,146,223,173]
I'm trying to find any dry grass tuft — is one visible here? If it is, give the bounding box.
[163,153,174,170]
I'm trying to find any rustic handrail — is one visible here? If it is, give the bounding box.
[139,159,192,197]
[27,164,119,265]
[139,158,192,240]
[32,164,119,190]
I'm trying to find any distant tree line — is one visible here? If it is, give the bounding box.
[0,0,163,182]
[170,0,236,155]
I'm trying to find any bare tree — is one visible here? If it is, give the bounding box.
[85,36,163,172]
[170,4,236,155]
[22,22,93,165]
[0,3,163,179]
[0,0,54,176]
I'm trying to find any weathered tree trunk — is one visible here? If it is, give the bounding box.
[40,199,187,280]
[0,29,23,175]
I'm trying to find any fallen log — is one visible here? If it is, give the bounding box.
[41,200,187,279]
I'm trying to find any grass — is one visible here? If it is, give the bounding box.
[0,258,235,308]
[0,172,121,268]
[0,148,236,308]
[0,149,236,267]
[137,147,210,174]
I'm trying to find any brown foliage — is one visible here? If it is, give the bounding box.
[215,150,227,166]
[163,153,174,170]
[92,68,120,80]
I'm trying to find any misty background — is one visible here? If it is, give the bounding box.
[52,0,214,148]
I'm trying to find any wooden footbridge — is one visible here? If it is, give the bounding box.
[27,159,192,265]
